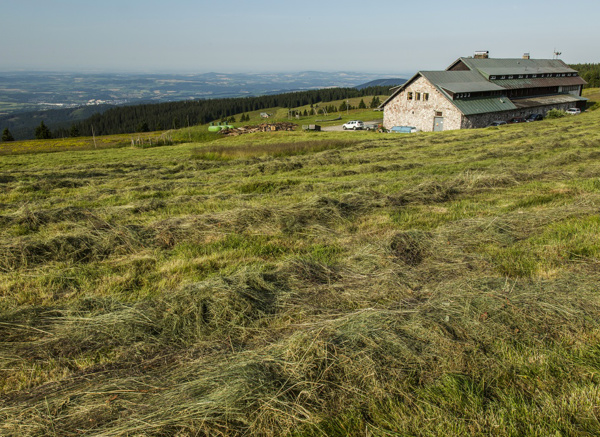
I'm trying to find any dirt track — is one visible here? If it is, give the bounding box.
[321,119,382,132]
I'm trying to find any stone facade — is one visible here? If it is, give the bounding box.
[383,76,462,132]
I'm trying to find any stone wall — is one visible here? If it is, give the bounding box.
[383,76,462,132]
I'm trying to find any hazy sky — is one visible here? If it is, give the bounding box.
[1,0,598,75]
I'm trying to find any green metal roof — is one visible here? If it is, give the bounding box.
[420,71,505,93]
[451,96,517,115]
[453,58,577,78]
[489,76,587,90]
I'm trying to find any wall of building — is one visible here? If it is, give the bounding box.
[383,76,462,132]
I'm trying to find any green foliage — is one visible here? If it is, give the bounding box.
[34,121,52,139]
[545,108,566,119]
[570,63,600,88]
[358,98,366,109]
[1,127,14,142]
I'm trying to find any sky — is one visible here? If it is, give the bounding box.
[1,0,599,75]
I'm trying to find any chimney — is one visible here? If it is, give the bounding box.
[474,51,489,59]
[522,53,530,60]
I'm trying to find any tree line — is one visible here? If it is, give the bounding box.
[58,86,392,138]
[569,63,600,88]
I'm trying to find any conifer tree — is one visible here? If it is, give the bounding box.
[359,99,366,109]
[369,96,381,108]
[2,127,14,142]
[35,121,52,139]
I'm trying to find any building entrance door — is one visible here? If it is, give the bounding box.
[433,117,444,131]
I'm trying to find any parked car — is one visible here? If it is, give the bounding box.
[342,120,364,130]
[487,120,507,127]
[526,113,543,122]
[566,108,581,115]
[389,126,418,133]
[508,117,526,124]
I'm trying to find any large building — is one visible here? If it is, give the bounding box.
[381,52,587,132]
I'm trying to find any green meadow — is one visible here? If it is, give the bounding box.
[1,100,600,435]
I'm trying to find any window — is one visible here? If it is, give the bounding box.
[490,75,497,80]
[423,93,429,101]
[518,75,524,79]
[500,76,506,79]
[416,92,421,101]
[508,75,514,79]
[435,111,443,117]
[532,74,537,78]
[407,92,413,100]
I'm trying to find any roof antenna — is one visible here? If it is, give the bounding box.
[553,49,562,60]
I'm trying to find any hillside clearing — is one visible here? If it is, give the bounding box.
[1,111,600,436]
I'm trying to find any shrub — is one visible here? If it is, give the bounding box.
[545,109,566,119]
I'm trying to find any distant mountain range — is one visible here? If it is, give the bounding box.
[0,71,405,115]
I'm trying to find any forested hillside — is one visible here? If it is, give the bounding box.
[0,105,114,141]
[66,86,391,138]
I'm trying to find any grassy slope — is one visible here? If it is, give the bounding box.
[1,96,387,156]
[1,110,600,435]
